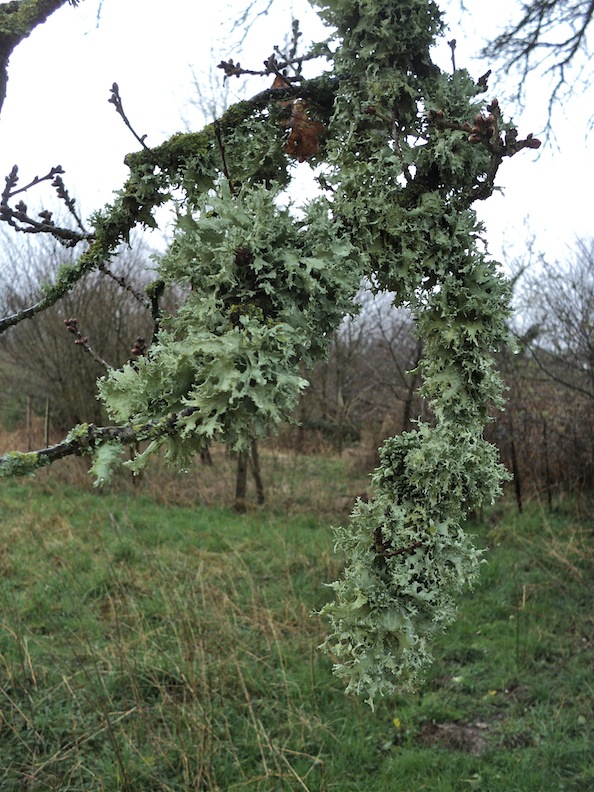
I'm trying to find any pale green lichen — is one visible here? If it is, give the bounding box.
[0,451,49,478]
[65,423,91,444]
[309,0,514,705]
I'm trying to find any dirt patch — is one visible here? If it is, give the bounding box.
[417,720,492,756]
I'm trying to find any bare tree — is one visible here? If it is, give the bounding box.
[298,289,425,457]
[491,238,594,501]
[0,231,154,430]
[482,0,594,115]
[520,239,594,403]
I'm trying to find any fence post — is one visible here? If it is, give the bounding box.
[44,398,50,447]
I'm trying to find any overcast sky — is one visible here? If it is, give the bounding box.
[0,0,591,268]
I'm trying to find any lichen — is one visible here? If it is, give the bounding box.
[0,451,49,477]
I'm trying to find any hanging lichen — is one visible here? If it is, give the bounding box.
[0,0,542,705]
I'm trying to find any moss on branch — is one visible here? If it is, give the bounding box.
[0,1,76,111]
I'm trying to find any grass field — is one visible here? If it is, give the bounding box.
[0,453,592,791]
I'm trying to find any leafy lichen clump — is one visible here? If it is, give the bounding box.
[98,181,360,467]
[0,451,48,477]
[308,0,513,704]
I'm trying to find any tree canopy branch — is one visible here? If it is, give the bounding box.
[0,406,199,478]
[0,0,81,112]
[483,0,594,114]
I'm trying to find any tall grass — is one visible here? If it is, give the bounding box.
[0,464,592,790]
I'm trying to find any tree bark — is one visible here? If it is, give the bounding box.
[234,451,248,513]
[250,441,265,505]
[508,416,523,514]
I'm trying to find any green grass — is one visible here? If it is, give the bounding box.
[0,470,592,791]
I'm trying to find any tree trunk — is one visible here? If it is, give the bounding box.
[44,397,50,446]
[542,418,553,511]
[509,416,523,514]
[234,451,248,513]
[26,395,32,451]
[200,446,213,466]
[250,441,265,505]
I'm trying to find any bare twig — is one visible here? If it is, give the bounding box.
[97,262,149,308]
[108,82,149,150]
[64,317,113,369]
[217,50,319,82]
[52,173,87,233]
[448,38,457,73]
[476,70,491,93]
[2,164,63,202]
[0,164,91,245]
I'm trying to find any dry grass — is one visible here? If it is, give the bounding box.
[0,421,371,516]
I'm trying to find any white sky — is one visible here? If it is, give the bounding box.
[0,0,591,268]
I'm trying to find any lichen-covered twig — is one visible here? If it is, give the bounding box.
[428,96,542,204]
[0,406,199,477]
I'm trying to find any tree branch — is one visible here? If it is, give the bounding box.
[0,74,337,338]
[64,316,113,369]
[0,0,81,113]
[483,0,594,115]
[427,97,541,205]
[1,164,91,243]
[108,82,149,150]
[0,406,200,477]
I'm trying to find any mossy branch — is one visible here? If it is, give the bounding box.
[0,74,337,338]
[0,0,80,112]
[123,75,337,175]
